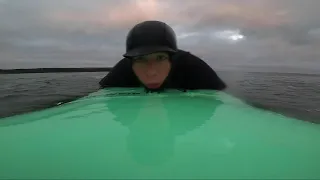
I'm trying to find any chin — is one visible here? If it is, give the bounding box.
[146,83,162,89]
[144,83,165,93]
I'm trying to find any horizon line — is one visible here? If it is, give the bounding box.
[0,67,113,74]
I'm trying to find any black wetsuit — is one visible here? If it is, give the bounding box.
[99,50,226,92]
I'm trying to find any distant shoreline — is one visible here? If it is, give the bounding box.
[0,68,113,74]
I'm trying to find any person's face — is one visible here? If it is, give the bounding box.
[132,52,171,89]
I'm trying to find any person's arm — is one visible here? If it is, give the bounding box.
[99,58,138,88]
[184,52,227,90]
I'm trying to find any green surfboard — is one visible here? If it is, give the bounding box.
[1,88,319,179]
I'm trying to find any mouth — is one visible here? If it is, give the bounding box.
[146,83,161,89]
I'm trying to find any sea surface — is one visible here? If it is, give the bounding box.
[0,71,319,123]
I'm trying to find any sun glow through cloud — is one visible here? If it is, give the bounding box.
[213,29,246,42]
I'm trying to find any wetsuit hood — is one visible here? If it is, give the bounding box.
[124,20,178,58]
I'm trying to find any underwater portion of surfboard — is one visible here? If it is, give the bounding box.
[0,88,320,179]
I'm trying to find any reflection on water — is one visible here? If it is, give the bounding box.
[105,93,222,166]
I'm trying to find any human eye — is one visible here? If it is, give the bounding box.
[156,55,168,61]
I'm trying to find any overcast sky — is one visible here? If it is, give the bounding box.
[1,0,320,71]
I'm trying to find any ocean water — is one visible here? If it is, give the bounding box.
[0,71,319,123]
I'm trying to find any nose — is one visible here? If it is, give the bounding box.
[145,60,157,77]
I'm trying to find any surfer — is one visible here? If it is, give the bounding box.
[99,20,226,92]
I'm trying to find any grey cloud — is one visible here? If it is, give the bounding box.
[173,0,320,46]
[0,0,131,68]
[0,0,320,71]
